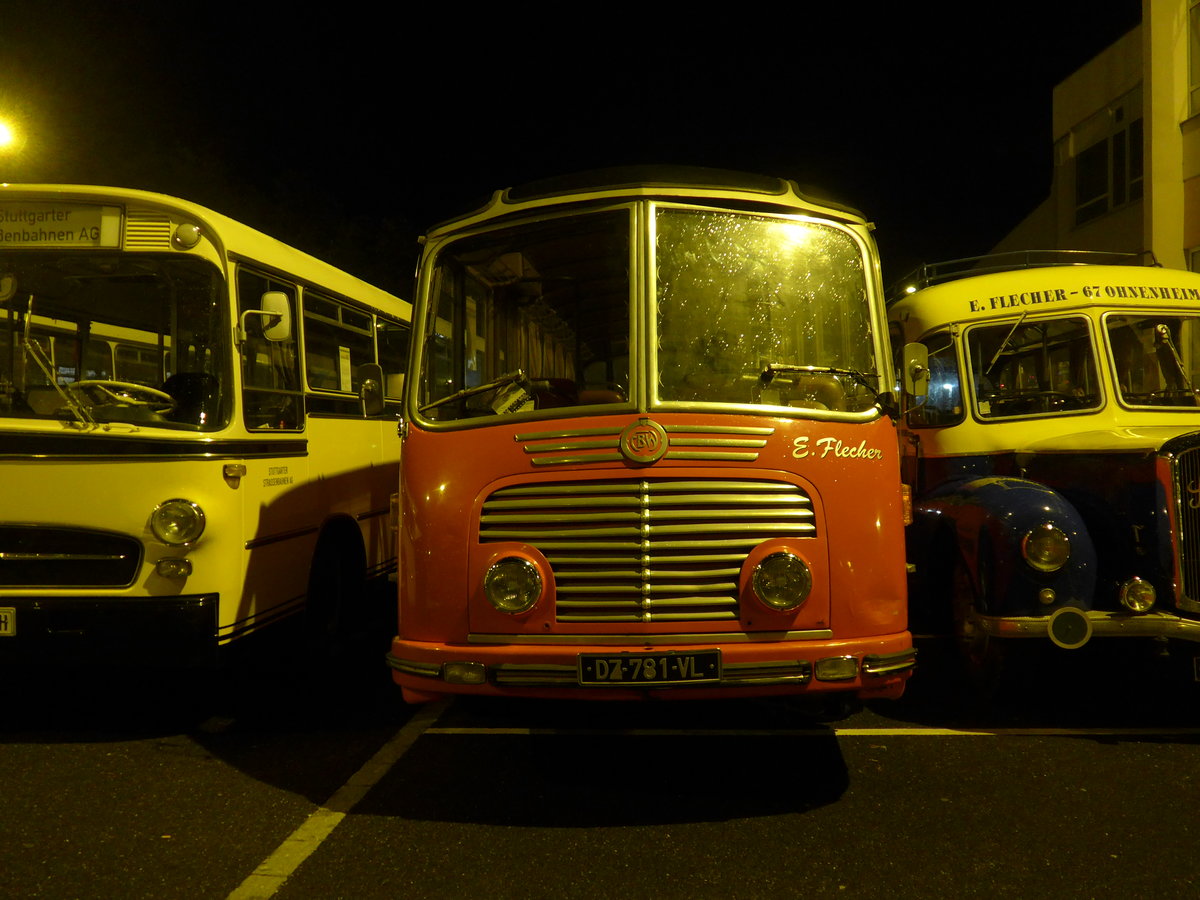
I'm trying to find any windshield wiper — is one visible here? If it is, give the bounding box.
[759,362,882,402]
[1155,323,1195,392]
[984,311,1028,380]
[20,298,95,426]
[419,370,530,413]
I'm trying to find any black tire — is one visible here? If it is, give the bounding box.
[305,526,367,659]
[950,549,1007,700]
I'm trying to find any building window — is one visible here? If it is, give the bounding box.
[1191,1,1200,117]
[1074,113,1143,226]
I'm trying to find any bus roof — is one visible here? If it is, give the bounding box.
[0,183,406,313]
[425,166,871,237]
[888,263,1200,339]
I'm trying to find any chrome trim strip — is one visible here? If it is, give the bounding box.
[514,426,625,441]
[523,439,620,453]
[531,453,625,466]
[976,610,1200,643]
[663,451,761,461]
[515,424,777,442]
[355,506,391,522]
[862,649,919,676]
[387,657,443,678]
[216,593,305,641]
[467,629,835,645]
[663,425,776,436]
[665,438,769,448]
[517,423,778,466]
[243,525,320,551]
[0,552,129,561]
[0,433,308,460]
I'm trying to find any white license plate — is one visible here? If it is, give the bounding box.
[0,607,14,637]
[579,650,720,685]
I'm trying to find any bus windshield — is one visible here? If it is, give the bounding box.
[417,204,881,421]
[0,253,229,429]
[419,210,631,420]
[965,316,1102,418]
[1106,313,1200,407]
[655,208,877,411]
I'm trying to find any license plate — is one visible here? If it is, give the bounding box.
[579,649,720,685]
[0,607,14,637]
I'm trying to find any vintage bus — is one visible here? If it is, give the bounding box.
[388,168,917,705]
[889,253,1200,686]
[0,184,410,665]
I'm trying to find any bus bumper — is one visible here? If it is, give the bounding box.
[0,593,218,667]
[973,608,1200,649]
[387,634,915,703]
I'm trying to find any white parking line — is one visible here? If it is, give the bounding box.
[226,701,448,900]
[425,725,1200,737]
[225,709,1198,899]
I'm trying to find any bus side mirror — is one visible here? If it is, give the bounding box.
[903,343,929,398]
[359,362,385,417]
[239,291,292,344]
[259,291,292,342]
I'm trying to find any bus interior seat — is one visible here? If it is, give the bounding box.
[531,378,578,408]
[577,387,625,405]
[790,375,845,411]
[26,386,63,415]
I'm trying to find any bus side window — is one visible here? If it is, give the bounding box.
[237,268,302,430]
[302,291,374,395]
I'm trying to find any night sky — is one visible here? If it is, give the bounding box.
[1,1,1144,296]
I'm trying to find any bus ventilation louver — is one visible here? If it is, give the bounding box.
[123,210,174,250]
[0,526,142,588]
[1175,447,1200,609]
[479,479,815,623]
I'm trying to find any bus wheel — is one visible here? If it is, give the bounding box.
[305,527,366,660]
[950,553,1006,699]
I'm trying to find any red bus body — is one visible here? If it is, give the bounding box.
[389,169,914,703]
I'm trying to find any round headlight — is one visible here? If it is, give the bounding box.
[1120,577,1156,613]
[752,552,812,611]
[484,557,542,614]
[1022,523,1070,573]
[150,499,206,545]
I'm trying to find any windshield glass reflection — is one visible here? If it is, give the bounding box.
[654,209,878,411]
[0,254,229,429]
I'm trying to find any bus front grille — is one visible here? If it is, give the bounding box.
[1175,447,1200,608]
[479,479,815,624]
[0,526,142,588]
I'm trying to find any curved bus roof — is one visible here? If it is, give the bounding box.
[0,183,407,313]
[888,262,1200,340]
[424,166,871,237]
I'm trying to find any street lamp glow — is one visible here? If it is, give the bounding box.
[0,119,15,149]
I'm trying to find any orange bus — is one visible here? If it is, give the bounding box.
[388,168,915,705]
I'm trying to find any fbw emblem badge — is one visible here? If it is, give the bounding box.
[619,418,668,464]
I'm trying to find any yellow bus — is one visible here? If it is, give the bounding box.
[0,185,410,665]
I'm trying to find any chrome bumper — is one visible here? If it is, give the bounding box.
[388,647,917,689]
[976,608,1200,646]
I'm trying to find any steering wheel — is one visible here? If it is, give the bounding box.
[69,380,177,412]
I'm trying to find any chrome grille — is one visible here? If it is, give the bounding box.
[1176,447,1200,606]
[0,526,142,587]
[479,479,815,623]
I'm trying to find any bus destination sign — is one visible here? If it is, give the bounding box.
[0,202,122,249]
